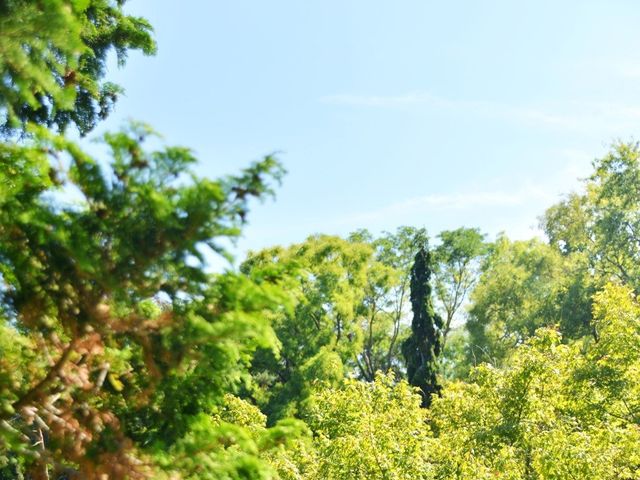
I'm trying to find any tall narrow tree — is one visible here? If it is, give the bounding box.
[402,247,443,407]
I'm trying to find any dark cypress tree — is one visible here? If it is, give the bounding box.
[402,247,443,407]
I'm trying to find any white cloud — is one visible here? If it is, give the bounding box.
[609,61,640,80]
[320,92,445,108]
[553,148,594,182]
[330,148,595,240]
[339,184,555,226]
[320,92,640,133]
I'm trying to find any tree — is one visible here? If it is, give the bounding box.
[466,237,562,365]
[433,227,486,349]
[587,142,640,291]
[0,123,287,478]
[302,373,434,480]
[159,393,314,479]
[402,247,443,407]
[350,226,428,381]
[542,193,591,256]
[270,283,640,480]
[0,3,291,475]
[430,285,640,479]
[241,229,427,418]
[0,0,156,136]
[241,235,388,420]
[542,142,640,294]
[466,236,594,367]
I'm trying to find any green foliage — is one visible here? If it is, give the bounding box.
[402,247,443,407]
[360,226,428,380]
[430,284,640,479]
[542,192,591,255]
[242,235,386,420]
[157,395,313,480]
[439,327,469,380]
[542,141,640,293]
[433,227,487,347]
[0,0,156,136]
[3,0,640,476]
[574,284,640,426]
[466,236,594,367]
[466,237,563,365]
[303,373,434,480]
[588,142,640,291]
[243,228,428,421]
[0,123,287,477]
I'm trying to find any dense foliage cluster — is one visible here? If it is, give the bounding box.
[1,2,639,479]
[402,247,443,407]
[0,0,156,136]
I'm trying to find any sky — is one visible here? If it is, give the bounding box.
[94,0,640,262]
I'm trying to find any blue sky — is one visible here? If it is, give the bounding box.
[96,0,640,260]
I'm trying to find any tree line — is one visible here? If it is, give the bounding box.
[1,2,639,478]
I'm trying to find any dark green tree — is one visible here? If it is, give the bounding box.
[402,247,443,407]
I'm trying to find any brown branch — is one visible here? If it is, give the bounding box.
[11,337,79,415]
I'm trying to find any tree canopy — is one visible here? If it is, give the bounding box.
[2,1,640,478]
[0,0,156,137]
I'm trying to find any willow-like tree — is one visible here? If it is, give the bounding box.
[402,247,443,407]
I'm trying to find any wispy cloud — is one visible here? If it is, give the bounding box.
[320,92,446,108]
[339,184,554,225]
[553,148,595,180]
[320,92,640,133]
[603,60,640,80]
[331,152,591,237]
